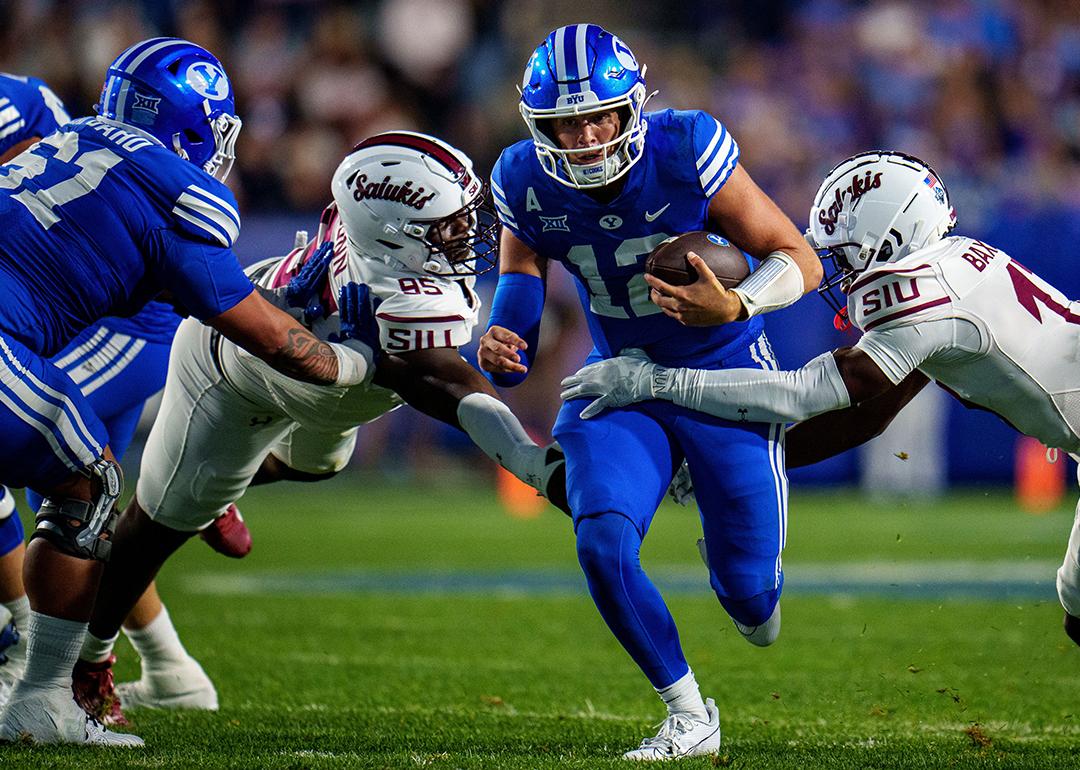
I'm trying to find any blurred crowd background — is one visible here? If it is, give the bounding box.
[2,0,1078,490]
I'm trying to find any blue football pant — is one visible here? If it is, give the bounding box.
[1,322,172,554]
[555,335,787,690]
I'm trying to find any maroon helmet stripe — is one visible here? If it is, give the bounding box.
[351,133,467,181]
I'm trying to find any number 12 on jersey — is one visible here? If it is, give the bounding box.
[566,234,671,318]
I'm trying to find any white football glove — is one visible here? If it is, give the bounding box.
[560,349,665,419]
[667,460,695,506]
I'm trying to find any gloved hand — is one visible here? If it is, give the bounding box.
[667,460,695,506]
[337,281,382,362]
[559,348,664,419]
[283,241,334,323]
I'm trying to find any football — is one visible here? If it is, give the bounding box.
[645,231,750,287]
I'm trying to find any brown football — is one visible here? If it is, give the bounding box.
[645,231,750,287]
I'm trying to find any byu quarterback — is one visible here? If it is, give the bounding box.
[477,24,822,760]
[561,150,1080,651]
[75,132,568,725]
[0,72,252,715]
[0,39,378,747]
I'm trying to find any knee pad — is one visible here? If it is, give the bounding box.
[31,459,123,562]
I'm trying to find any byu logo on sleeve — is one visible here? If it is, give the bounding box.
[186,62,228,100]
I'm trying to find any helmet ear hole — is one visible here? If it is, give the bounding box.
[183,128,204,144]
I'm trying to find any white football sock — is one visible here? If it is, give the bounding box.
[656,668,708,719]
[3,595,30,633]
[79,631,118,664]
[20,612,86,689]
[123,607,189,668]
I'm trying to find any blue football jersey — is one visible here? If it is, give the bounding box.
[491,109,763,369]
[0,116,252,357]
[0,73,69,157]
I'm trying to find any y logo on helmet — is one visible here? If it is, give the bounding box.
[817,171,883,236]
[611,37,638,72]
[186,62,229,100]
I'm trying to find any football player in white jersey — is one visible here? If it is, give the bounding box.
[72,132,568,722]
[560,150,1080,643]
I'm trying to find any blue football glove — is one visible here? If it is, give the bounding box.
[337,281,382,361]
[283,241,334,323]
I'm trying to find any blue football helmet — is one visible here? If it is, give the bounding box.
[96,38,242,181]
[519,24,652,189]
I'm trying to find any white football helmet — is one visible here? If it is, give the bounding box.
[331,131,498,276]
[807,151,956,314]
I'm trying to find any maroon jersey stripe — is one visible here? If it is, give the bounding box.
[863,296,951,331]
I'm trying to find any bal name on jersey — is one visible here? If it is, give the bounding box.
[0,116,251,357]
[848,235,1080,452]
[491,108,762,369]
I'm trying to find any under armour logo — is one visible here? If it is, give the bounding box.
[737,408,748,422]
[131,92,160,114]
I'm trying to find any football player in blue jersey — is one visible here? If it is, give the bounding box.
[477,24,823,760]
[0,72,253,713]
[0,39,378,747]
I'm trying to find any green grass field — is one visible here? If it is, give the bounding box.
[7,477,1080,768]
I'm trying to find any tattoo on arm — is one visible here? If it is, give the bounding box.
[269,327,339,385]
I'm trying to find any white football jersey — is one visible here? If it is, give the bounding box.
[219,202,480,434]
[848,236,1080,452]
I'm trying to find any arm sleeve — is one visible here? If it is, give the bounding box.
[656,352,852,423]
[690,110,740,198]
[486,272,545,387]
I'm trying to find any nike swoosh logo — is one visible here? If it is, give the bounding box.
[644,203,670,222]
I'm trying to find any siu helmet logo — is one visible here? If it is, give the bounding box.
[817,171,883,236]
[186,62,229,101]
[348,173,437,210]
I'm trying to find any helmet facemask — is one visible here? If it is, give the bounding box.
[521,81,650,190]
[413,182,499,276]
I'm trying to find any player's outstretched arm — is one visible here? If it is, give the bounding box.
[207,291,369,387]
[561,346,898,424]
[646,165,822,326]
[785,369,930,468]
[478,229,547,384]
[375,347,568,514]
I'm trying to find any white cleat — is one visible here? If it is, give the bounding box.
[117,656,219,711]
[623,698,721,761]
[733,604,781,647]
[697,537,782,647]
[0,684,143,746]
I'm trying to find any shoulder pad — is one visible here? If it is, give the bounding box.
[847,261,952,332]
[171,177,241,249]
